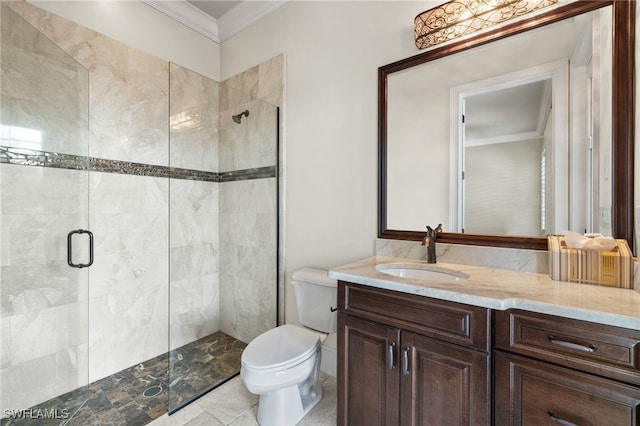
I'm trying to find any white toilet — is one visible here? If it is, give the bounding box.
[240,267,337,426]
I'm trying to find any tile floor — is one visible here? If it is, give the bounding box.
[168,332,247,411]
[0,332,246,426]
[147,373,337,426]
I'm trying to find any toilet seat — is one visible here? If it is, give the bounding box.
[242,324,320,372]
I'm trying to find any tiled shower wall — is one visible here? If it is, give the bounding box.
[218,81,280,343]
[169,64,220,351]
[1,0,282,411]
[222,55,285,329]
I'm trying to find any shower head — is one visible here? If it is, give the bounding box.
[232,110,250,124]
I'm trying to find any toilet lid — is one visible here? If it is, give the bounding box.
[242,324,320,370]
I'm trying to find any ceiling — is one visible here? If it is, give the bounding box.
[465,80,551,147]
[142,0,285,43]
[188,1,240,19]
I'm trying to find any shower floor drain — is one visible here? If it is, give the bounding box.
[143,385,163,398]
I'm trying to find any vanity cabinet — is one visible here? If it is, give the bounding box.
[494,309,640,425]
[337,281,491,425]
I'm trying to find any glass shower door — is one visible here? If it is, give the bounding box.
[1,3,90,423]
[167,66,280,412]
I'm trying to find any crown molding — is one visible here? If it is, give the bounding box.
[142,0,285,43]
[143,0,219,41]
[217,1,286,42]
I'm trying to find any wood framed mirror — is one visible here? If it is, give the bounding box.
[378,0,634,251]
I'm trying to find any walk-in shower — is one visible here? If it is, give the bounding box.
[1,3,279,424]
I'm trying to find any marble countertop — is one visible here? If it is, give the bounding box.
[328,256,640,330]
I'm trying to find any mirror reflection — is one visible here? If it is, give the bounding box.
[386,6,612,237]
[463,78,552,237]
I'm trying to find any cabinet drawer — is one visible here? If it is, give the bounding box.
[495,309,640,384]
[495,351,640,425]
[338,281,490,351]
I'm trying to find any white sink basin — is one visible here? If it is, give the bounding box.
[375,263,469,282]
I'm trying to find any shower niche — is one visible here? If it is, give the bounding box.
[1,2,280,423]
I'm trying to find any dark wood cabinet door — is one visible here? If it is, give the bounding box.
[400,331,490,426]
[495,351,640,426]
[338,312,401,426]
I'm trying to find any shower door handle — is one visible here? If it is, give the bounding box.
[67,229,94,268]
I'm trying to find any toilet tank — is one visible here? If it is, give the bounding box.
[292,267,337,333]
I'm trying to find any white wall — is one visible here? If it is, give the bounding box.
[30,0,220,80]
[220,1,439,325]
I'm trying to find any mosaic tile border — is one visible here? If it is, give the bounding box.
[0,146,276,182]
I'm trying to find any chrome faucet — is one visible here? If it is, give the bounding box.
[421,224,442,264]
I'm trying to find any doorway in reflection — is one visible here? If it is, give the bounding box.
[452,6,612,237]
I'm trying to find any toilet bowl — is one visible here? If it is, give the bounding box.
[241,324,323,425]
[240,268,337,426]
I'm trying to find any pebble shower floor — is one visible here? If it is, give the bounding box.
[1,332,246,426]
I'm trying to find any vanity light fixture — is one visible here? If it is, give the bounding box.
[414,0,558,49]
